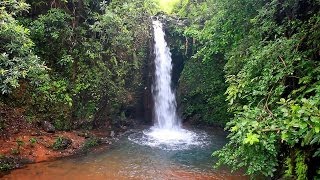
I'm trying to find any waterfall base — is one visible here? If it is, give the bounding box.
[128,127,209,151]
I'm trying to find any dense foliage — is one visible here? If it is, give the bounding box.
[178,52,229,125]
[173,0,320,178]
[165,1,230,125]
[1,0,320,178]
[0,0,45,94]
[0,0,157,130]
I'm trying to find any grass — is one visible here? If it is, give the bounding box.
[29,138,37,147]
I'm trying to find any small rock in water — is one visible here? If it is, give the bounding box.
[42,121,55,133]
[110,131,115,137]
[102,138,110,144]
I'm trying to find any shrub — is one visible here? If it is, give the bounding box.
[83,137,101,150]
[52,136,72,150]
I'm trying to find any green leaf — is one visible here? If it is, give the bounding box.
[243,132,260,145]
[315,126,320,134]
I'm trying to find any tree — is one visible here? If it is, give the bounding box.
[173,0,320,178]
[0,0,45,94]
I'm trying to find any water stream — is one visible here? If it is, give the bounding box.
[2,128,246,180]
[1,20,247,180]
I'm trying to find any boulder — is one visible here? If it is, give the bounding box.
[41,121,55,133]
[59,137,72,149]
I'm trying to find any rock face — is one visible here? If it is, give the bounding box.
[41,121,55,133]
[152,12,188,28]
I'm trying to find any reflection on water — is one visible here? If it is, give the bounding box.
[2,128,247,180]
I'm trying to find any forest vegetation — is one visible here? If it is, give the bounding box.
[1,0,319,179]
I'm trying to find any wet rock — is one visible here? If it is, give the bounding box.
[110,131,115,137]
[41,121,55,133]
[100,137,112,145]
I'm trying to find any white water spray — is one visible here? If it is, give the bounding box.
[128,20,208,150]
[152,20,180,130]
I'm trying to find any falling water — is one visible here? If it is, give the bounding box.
[128,20,208,150]
[152,20,180,130]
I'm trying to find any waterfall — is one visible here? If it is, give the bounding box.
[152,20,180,130]
[128,20,207,150]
